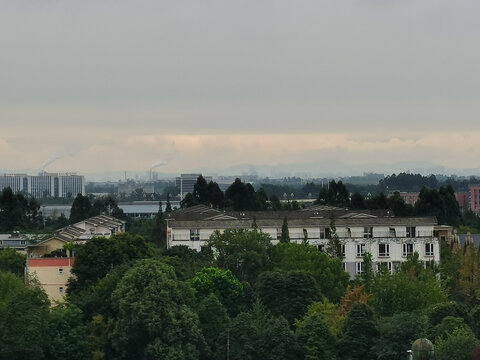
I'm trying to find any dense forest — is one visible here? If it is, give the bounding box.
[3,224,480,360]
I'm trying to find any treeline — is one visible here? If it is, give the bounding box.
[180,176,302,211]
[3,228,480,359]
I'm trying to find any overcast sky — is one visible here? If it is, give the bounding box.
[1,0,480,178]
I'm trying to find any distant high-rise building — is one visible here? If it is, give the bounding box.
[175,174,212,199]
[0,172,85,199]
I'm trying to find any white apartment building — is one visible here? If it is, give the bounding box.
[0,172,85,199]
[166,205,448,278]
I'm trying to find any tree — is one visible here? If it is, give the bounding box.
[216,302,299,360]
[111,259,205,360]
[206,229,272,283]
[70,193,93,223]
[338,303,378,360]
[165,193,172,213]
[255,270,322,325]
[371,253,448,316]
[0,247,25,277]
[191,267,244,316]
[0,270,50,360]
[372,311,427,360]
[0,187,41,231]
[280,216,290,243]
[350,192,365,209]
[269,195,282,210]
[92,196,126,220]
[303,299,344,338]
[326,216,342,258]
[296,312,337,360]
[435,328,479,360]
[315,180,349,207]
[431,316,472,340]
[196,294,230,360]
[225,179,256,211]
[272,242,348,303]
[67,233,154,295]
[44,304,90,360]
[162,245,214,281]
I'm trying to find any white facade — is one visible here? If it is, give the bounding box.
[166,206,444,279]
[0,172,85,198]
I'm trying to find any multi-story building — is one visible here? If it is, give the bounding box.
[26,215,125,303]
[0,172,85,198]
[166,205,447,279]
[175,174,212,200]
[470,185,480,214]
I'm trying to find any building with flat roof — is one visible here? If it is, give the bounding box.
[166,205,448,279]
[0,172,85,199]
[175,174,212,200]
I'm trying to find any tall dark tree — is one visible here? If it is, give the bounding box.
[280,216,290,243]
[165,193,172,213]
[338,303,378,360]
[255,270,322,324]
[0,187,41,231]
[225,179,256,211]
[216,302,298,360]
[315,180,350,207]
[69,194,93,224]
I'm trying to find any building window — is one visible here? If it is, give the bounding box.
[364,227,373,239]
[425,243,434,256]
[378,261,392,273]
[320,227,331,239]
[406,226,416,238]
[378,243,390,257]
[402,243,414,257]
[58,268,63,275]
[341,244,346,257]
[190,229,200,241]
[59,287,64,293]
[356,243,365,257]
[356,262,364,275]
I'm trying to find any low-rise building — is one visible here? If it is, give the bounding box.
[166,205,447,278]
[26,215,125,303]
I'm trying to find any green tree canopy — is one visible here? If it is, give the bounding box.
[216,302,299,360]
[338,303,378,360]
[68,233,155,295]
[206,229,272,283]
[191,267,244,316]
[0,271,50,360]
[111,259,205,360]
[255,270,322,325]
[271,242,348,303]
[44,304,90,360]
[0,247,25,277]
[296,311,337,360]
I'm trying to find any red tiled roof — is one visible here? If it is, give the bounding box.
[27,258,75,267]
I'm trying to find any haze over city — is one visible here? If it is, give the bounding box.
[2,0,480,178]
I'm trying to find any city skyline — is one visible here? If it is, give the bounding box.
[2,1,480,176]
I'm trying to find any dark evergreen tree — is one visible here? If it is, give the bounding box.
[280,216,290,243]
[69,194,93,224]
[338,303,378,360]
